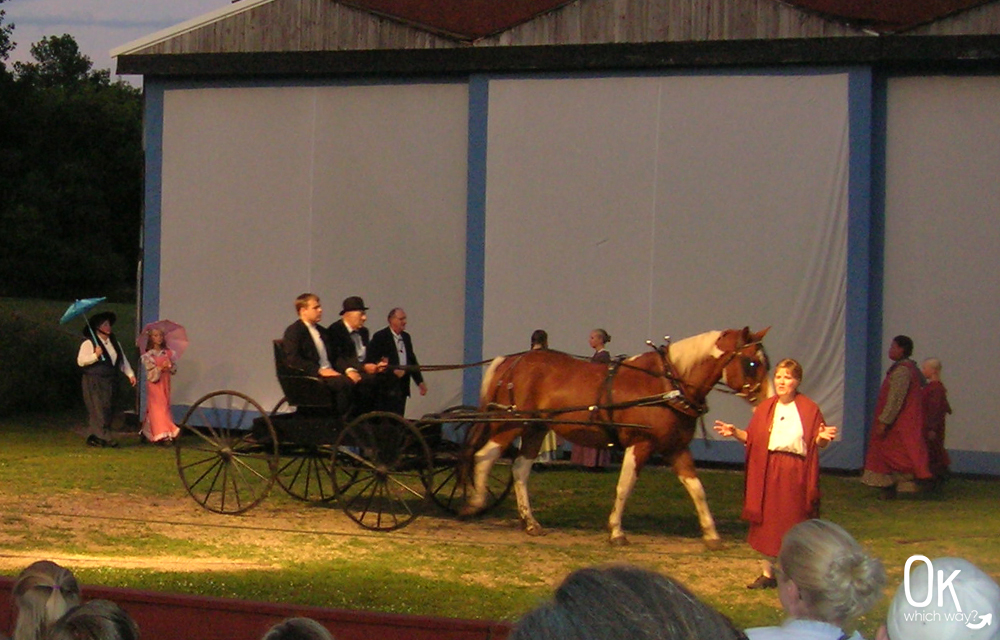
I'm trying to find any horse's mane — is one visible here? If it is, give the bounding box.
[665,330,723,377]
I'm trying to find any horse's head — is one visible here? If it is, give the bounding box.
[717,327,771,405]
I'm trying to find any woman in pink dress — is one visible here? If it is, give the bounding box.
[140,328,180,443]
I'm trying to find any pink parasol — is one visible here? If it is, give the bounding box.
[138,319,189,360]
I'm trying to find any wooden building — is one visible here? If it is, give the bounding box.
[113,0,1000,473]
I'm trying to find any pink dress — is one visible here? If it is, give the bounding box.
[141,348,180,442]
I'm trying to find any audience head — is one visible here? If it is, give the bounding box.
[262,617,335,640]
[45,600,139,640]
[509,563,746,640]
[883,557,1000,640]
[776,519,885,628]
[530,330,548,350]
[13,560,81,640]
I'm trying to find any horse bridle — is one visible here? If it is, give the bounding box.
[714,339,769,403]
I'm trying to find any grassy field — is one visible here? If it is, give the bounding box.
[1,411,998,638]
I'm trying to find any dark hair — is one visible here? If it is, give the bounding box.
[46,600,139,640]
[592,329,610,345]
[892,335,914,358]
[262,617,334,640]
[510,564,747,640]
[530,330,548,349]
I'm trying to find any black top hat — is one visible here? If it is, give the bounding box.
[339,296,369,315]
[83,311,117,337]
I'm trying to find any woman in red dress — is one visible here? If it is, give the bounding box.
[714,358,838,589]
[140,328,181,444]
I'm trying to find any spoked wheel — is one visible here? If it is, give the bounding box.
[421,405,513,515]
[176,390,278,514]
[332,411,433,531]
[269,398,338,503]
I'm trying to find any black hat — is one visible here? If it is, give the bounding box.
[83,311,117,337]
[339,296,369,315]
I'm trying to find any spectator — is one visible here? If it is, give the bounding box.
[262,617,335,640]
[45,600,139,640]
[12,561,81,640]
[877,557,1000,640]
[745,519,885,640]
[509,564,747,640]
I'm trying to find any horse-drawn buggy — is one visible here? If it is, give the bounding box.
[174,327,771,546]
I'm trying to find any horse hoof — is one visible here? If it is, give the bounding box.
[703,537,724,551]
[457,505,481,519]
[524,523,546,537]
[609,535,629,547]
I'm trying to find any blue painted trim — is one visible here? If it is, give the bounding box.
[836,67,875,470]
[865,71,889,453]
[463,75,489,406]
[949,450,1000,476]
[141,80,165,328]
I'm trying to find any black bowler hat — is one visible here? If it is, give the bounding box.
[83,311,117,336]
[339,296,369,315]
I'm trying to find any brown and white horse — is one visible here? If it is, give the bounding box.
[460,327,770,547]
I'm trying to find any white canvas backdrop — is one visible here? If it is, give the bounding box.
[482,73,850,450]
[883,75,1000,456]
[155,82,470,418]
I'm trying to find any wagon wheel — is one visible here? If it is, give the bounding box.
[421,405,513,515]
[176,390,278,515]
[332,411,433,531]
[269,398,338,504]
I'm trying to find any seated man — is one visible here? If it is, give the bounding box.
[327,295,386,415]
[282,293,352,418]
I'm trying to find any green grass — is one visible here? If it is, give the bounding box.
[1,410,999,636]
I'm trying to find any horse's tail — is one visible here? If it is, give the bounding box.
[459,356,507,486]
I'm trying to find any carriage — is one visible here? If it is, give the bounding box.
[174,327,771,544]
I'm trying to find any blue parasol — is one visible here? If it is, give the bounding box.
[60,297,107,325]
[60,297,108,361]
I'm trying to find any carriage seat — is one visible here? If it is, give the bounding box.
[272,339,335,410]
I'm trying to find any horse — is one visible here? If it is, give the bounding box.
[459,326,771,548]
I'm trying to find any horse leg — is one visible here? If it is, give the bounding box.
[459,439,503,516]
[607,446,639,546]
[672,449,723,550]
[512,454,544,536]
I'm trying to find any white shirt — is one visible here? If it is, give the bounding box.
[77,334,135,379]
[767,399,806,456]
[392,330,407,366]
[747,619,862,640]
[305,321,332,370]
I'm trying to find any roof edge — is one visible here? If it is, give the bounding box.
[110,0,277,58]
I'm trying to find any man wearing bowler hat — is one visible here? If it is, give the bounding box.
[76,311,136,448]
[328,296,387,414]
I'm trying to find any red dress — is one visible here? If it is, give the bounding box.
[141,349,181,442]
[923,380,952,477]
[863,359,932,481]
[742,394,823,557]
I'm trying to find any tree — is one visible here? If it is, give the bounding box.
[0,0,14,66]
[0,33,143,300]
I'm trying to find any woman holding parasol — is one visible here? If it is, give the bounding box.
[138,320,186,444]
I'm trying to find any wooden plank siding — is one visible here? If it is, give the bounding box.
[134,0,460,55]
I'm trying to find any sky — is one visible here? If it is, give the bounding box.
[2,0,226,78]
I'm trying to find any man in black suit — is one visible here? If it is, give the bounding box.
[282,293,352,416]
[366,307,428,416]
[327,296,386,413]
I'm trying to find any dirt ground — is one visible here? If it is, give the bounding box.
[0,489,712,578]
